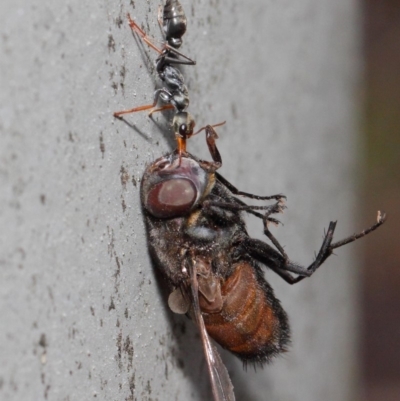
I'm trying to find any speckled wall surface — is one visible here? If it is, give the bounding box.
[0,1,363,400]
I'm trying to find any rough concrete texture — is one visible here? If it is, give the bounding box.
[0,0,362,400]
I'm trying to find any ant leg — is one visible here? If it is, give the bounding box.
[215,172,286,202]
[114,102,157,118]
[114,89,173,118]
[197,125,222,172]
[157,5,165,38]
[127,14,162,54]
[205,125,222,167]
[114,102,173,118]
[192,121,228,172]
[162,46,196,65]
[148,104,174,116]
[127,14,195,65]
[162,55,196,66]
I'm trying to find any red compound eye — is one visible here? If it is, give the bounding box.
[146,178,197,218]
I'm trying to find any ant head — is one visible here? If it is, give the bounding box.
[173,112,195,139]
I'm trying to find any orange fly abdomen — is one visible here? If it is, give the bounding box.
[203,262,288,361]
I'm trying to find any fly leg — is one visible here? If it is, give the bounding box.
[216,172,286,202]
[213,193,283,221]
[215,170,288,244]
[245,211,386,285]
[244,222,339,284]
[261,202,287,257]
[202,166,286,221]
[202,199,284,220]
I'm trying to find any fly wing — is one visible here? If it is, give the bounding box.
[188,261,236,401]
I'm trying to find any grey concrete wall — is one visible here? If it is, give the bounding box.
[0,0,362,400]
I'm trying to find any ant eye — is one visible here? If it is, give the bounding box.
[179,124,187,136]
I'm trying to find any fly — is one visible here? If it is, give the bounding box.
[140,130,386,400]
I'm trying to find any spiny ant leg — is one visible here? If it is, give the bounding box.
[205,125,222,166]
[215,172,286,202]
[196,125,222,173]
